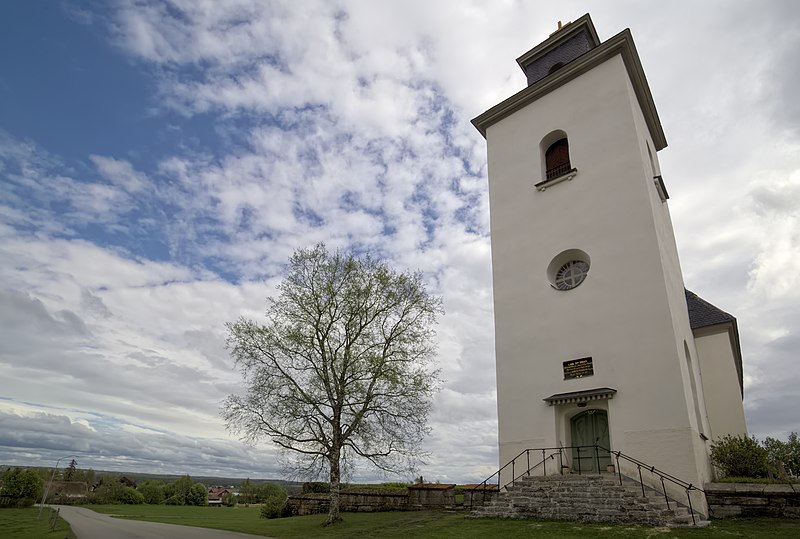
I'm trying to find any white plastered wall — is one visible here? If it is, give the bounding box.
[694,329,748,440]
[485,53,708,497]
[623,66,715,490]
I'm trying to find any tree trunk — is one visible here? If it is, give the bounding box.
[324,447,343,526]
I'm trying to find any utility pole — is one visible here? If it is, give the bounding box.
[38,455,77,519]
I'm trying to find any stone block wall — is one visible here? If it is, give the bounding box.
[287,491,410,516]
[705,483,800,518]
[407,484,456,507]
[463,484,499,507]
[287,484,461,515]
[287,493,330,516]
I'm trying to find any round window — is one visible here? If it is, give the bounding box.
[546,249,591,291]
[554,260,589,290]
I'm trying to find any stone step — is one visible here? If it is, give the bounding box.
[471,473,705,527]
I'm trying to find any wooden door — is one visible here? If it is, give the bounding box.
[571,410,611,472]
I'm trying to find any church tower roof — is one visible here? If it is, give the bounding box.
[472,13,667,151]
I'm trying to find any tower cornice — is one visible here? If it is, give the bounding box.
[472,28,667,151]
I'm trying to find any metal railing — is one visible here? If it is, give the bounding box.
[48,507,61,532]
[545,162,574,180]
[467,445,606,507]
[605,446,705,525]
[468,444,707,525]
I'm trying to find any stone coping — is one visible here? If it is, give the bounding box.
[705,482,798,494]
[291,490,409,499]
[407,483,456,490]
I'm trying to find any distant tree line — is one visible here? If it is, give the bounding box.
[89,474,209,505]
[1,465,290,509]
[88,474,290,509]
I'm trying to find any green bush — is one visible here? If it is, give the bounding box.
[185,483,208,506]
[711,435,771,478]
[136,480,165,504]
[0,469,43,507]
[763,432,800,478]
[260,491,289,519]
[163,475,193,505]
[88,478,126,504]
[119,487,145,504]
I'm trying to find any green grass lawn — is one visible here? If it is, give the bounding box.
[87,505,800,538]
[0,508,74,539]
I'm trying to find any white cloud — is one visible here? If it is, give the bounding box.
[1,0,799,484]
[90,155,149,193]
[0,132,143,231]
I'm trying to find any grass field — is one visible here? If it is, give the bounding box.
[0,508,74,539]
[88,505,800,538]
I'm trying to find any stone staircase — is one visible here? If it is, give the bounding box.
[471,474,708,527]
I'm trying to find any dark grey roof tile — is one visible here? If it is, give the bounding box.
[685,289,735,329]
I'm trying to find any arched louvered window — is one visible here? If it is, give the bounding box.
[545,138,571,179]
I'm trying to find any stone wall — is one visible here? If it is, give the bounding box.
[705,483,800,518]
[287,484,460,515]
[287,491,410,516]
[407,484,456,507]
[463,484,499,507]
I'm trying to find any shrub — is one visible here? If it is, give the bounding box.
[260,490,289,519]
[137,480,165,504]
[11,497,36,508]
[89,478,127,504]
[0,468,44,507]
[119,487,145,504]
[163,475,193,505]
[186,483,208,506]
[711,435,770,478]
[763,432,800,478]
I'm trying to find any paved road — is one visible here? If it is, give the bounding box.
[55,506,272,539]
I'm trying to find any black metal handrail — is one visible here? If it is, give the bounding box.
[466,444,606,508]
[603,446,705,525]
[468,444,707,525]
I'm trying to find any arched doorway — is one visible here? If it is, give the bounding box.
[570,409,611,472]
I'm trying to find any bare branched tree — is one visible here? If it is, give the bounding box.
[222,244,442,525]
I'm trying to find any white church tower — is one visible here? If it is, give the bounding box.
[472,14,747,496]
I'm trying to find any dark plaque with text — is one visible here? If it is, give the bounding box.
[563,357,593,379]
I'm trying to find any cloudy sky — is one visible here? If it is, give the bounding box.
[1,0,798,484]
